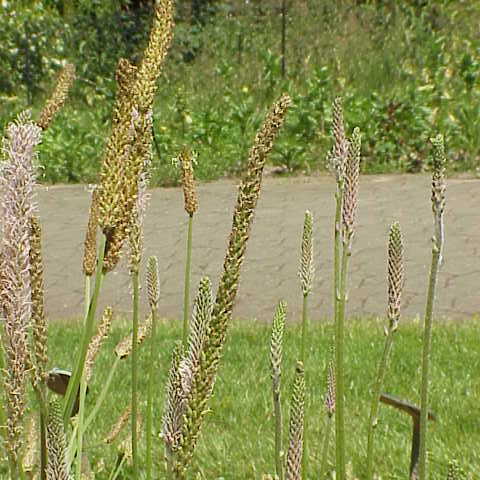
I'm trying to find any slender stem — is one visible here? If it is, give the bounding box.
[301,292,308,480]
[418,246,442,480]
[39,410,47,480]
[7,457,18,480]
[182,214,194,347]
[84,275,91,318]
[63,235,106,424]
[365,331,395,479]
[85,356,120,432]
[301,294,308,364]
[336,242,350,480]
[33,387,47,480]
[273,380,283,480]
[131,270,140,479]
[319,414,333,479]
[76,275,92,477]
[67,355,120,465]
[146,307,158,480]
[76,375,88,477]
[333,189,346,480]
[109,455,127,480]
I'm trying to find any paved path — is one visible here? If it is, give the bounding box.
[38,174,479,322]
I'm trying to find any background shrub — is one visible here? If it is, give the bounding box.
[1,0,479,184]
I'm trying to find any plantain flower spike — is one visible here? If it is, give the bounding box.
[37,63,75,130]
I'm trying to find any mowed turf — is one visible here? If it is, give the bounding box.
[42,318,478,479]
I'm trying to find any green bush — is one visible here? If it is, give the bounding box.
[1,0,479,184]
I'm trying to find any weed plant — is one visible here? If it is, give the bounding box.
[0,2,475,479]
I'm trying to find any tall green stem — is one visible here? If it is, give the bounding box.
[182,214,194,347]
[333,189,346,480]
[39,412,47,480]
[365,332,395,479]
[273,377,283,480]
[68,356,121,466]
[131,270,140,479]
[76,274,92,477]
[63,235,106,424]
[319,414,333,479]
[300,294,308,363]
[418,245,442,480]
[146,307,157,480]
[32,387,48,480]
[109,455,127,480]
[301,293,308,480]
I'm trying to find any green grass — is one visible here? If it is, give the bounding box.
[22,317,479,479]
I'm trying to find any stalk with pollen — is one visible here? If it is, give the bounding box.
[46,400,71,480]
[179,148,198,347]
[340,128,361,480]
[365,222,404,479]
[37,63,75,131]
[299,210,314,364]
[172,94,291,478]
[327,97,348,480]
[146,256,160,480]
[270,301,287,480]
[128,128,151,476]
[0,112,41,479]
[163,277,213,477]
[418,135,446,480]
[285,362,306,480]
[82,186,100,316]
[298,210,313,480]
[319,359,335,479]
[29,217,48,480]
[65,0,173,432]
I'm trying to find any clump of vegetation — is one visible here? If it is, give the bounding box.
[0,1,476,479]
[1,1,479,184]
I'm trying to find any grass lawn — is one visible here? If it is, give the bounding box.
[35,317,479,479]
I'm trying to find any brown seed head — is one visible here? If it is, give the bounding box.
[270,301,286,393]
[1,111,41,464]
[162,343,186,454]
[134,0,175,111]
[342,127,361,240]
[328,97,348,181]
[29,216,48,386]
[286,361,305,480]
[37,63,75,130]
[325,359,335,417]
[179,148,198,215]
[98,0,174,272]
[387,222,404,331]
[85,307,113,383]
[104,405,132,444]
[180,277,213,397]
[299,211,314,296]
[83,187,99,276]
[430,134,446,218]
[146,256,160,311]
[46,400,70,480]
[115,313,153,359]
